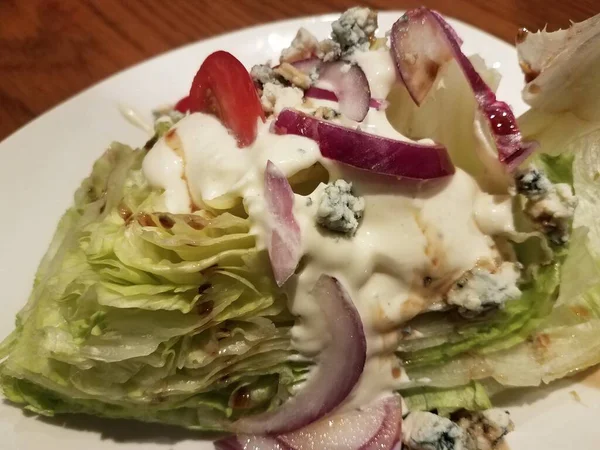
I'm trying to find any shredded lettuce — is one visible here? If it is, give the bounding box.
[0,143,306,430]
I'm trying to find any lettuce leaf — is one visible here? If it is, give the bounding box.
[517,14,600,122]
[402,382,492,416]
[391,15,600,407]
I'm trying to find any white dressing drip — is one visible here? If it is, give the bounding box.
[474,194,516,236]
[118,104,154,134]
[143,113,321,211]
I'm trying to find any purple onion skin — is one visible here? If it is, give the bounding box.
[274,108,455,180]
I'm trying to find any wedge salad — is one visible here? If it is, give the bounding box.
[2,6,600,450]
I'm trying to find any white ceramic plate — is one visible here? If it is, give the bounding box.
[1,11,599,450]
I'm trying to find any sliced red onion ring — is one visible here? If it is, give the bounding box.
[361,396,403,450]
[232,275,366,435]
[390,9,455,105]
[274,108,455,179]
[316,61,371,122]
[216,396,402,450]
[290,57,323,74]
[280,395,402,450]
[303,86,337,102]
[214,436,287,450]
[305,87,388,111]
[391,7,536,170]
[264,161,301,287]
[291,59,378,119]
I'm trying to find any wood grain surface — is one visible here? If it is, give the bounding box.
[1,0,599,141]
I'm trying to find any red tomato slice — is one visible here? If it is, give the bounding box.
[174,95,192,113]
[188,51,265,147]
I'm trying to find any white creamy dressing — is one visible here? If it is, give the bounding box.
[474,194,516,236]
[141,48,517,414]
[143,114,321,212]
[349,48,397,100]
[118,104,154,134]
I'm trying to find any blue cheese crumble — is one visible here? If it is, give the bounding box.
[446,262,521,316]
[456,410,514,450]
[250,64,283,87]
[515,167,552,200]
[515,166,577,245]
[317,180,365,234]
[403,412,470,450]
[331,7,378,53]
[279,27,342,63]
[279,27,319,63]
[259,82,304,115]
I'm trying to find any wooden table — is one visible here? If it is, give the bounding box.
[1,0,598,141]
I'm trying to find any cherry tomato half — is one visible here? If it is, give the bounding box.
[174,95,192,113]
[188,51,265,147]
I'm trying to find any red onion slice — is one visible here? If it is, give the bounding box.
[305,87,388,111]
[291,59,375,119]
[360,396,403,450]
[214,436,288,450]
[390,10,455,106]
[290,57,323,74]
[232,275,366,435]
[216,396,402,450]
[391,7,536,170]
[317,61,371,122]
[280,395,402,450]
[264,161,301,287]
[304,86,338,102]
[274,108,455,180]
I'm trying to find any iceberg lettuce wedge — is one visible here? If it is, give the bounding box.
[0,143,306,430]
